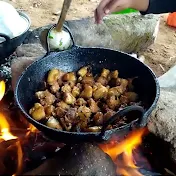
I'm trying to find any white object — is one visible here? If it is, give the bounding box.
[130,53,137,58]
[48,29,71,51]
[0,1,29,43]
[159,65,176,88]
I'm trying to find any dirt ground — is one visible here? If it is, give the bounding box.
[5,0,176,77]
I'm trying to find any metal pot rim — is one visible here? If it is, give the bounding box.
[0,10,31,43]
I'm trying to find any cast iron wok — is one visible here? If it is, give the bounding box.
[14,25,160,143]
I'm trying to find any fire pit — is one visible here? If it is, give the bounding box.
[0,83,175,176]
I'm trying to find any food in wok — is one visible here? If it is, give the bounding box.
[29,66,142,132]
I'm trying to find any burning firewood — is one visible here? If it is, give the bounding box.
[23,143,116,176]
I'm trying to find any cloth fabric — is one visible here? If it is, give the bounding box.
[141,0,176,14]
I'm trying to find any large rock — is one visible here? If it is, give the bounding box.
[11,44,45,89]
[24,143,116,176]
[158,65,176,88]
[25,14,160,53]
[148,88,176,147]
[101,14,160,52]
[147,87,176,163]
[66,17,113,49]
[65,14,160,53]
[147,67,176,163]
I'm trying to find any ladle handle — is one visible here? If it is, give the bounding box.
[55,0,72,32]
[99,105,145,137]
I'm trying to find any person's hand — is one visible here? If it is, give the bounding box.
[94,0,149,24]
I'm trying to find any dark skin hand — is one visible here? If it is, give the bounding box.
[95,0,149,24]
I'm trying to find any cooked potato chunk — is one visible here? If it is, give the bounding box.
[88,98,100,113]
[101,68,110,78]
[86,126,102,132]
[47,69,59,85]
[46,116,63,130]
[96,76,108,86]
[47,69,65,85]
[110,70,119,79]
[93,83,108,100]
[77,106,92,129]
[63,92,76,105]
[72,86,80,97]
[45,105,55,116]
[80,85,93,99]
[35,90,56,106]
[61,83,72,93]
[55,107,67,118]
[106,96,120,110]
[81,75,94,86]
[78,66,88,77]
[50,82,60,93]
[62,72,77,82]
[78,106,92,119]
[75,98,87,106]
[57,101,70,110]
[29,103,45,121]
[108,87,122,97]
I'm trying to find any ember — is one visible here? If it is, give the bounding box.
[26,124,38,137]
[99,128,149,176]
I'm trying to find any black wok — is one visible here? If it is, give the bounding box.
[14,25,160,143]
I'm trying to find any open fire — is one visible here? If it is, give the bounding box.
[0,80,38,175]
[0,113,17,141]
[0,80,162,176]
[99,128,148,176]
[0,80,5,101]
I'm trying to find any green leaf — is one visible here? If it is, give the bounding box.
[59,39,63,46]
[49,35,53,39]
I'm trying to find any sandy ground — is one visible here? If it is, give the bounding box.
[4,0,176,76]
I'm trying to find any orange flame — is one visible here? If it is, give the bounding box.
[26,124,38,137]
[0,113,17,141]
[100,128,149,176]
[15,141,23,175]
[0,81,40,175]
[0,80,5,101]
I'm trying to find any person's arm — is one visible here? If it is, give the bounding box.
[141,0,176,14]
[95,0,176,24]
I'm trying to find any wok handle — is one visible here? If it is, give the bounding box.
[0,33,10,43]
[46,24,75,53]
[99,105,145,137]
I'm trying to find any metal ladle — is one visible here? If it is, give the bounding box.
[40,0,72,52]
